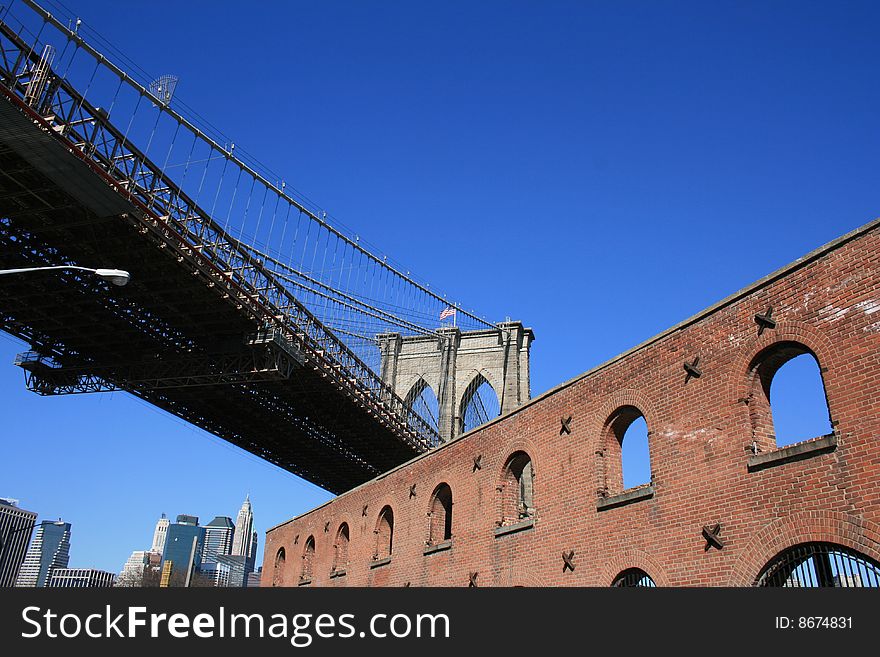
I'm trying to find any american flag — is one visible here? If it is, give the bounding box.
[439,306,456,320]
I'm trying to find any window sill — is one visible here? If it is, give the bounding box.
[596,484,654,511]
[297,577,311,587]
[494,518,535,538]
[370,556,392,569]
[424,540,453,555]
[329,568,346,579]
[747,434,838,472]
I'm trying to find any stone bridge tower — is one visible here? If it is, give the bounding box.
[377,321,534,442]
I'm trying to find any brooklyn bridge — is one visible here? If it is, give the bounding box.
[0,0,529,493]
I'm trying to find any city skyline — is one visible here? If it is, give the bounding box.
[1,493,268,582]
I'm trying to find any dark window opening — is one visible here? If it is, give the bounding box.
[612,568,656,587]
[375,506,394,560]
[429,483,453,544]
[500,451,534,525]
[756,542,880,587]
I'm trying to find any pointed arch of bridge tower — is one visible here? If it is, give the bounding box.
[403,376,440,435]
[458,370,501,436]
[378,322,534,444]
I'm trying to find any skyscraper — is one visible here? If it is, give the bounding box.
[15,520,71,587]
[160,515,205,587]
[151,513,169,555]
[0,497,38,587]
[202,516,234,565]
[231,495,253,560]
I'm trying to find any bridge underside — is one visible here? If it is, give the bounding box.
[0,94,420,494]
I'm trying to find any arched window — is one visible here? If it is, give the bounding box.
[428,483,453,544]
[500,451,534,526]
[603,406,651,494]
[756,543,880,587]
[272,547,286,587]
[375,506,394,560]
[612,568,656,587]
[460,373,500,434]
[301,536,315,583]
[750,345,834,449]
[333,523,350,573]
[405,378,440,438]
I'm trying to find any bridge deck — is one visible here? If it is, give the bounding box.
[0,89,420,494]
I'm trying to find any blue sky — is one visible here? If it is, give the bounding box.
[1,0,877,574]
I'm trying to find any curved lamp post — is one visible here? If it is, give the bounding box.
[0,266,130,286]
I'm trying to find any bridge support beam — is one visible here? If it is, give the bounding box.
[378,321,534,442]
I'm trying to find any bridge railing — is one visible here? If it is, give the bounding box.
[0,1,455,449]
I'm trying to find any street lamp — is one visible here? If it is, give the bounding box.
[0,265,130,286]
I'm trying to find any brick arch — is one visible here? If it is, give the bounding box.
[494,436,540,527]
[591,389,658,497]
[729,321,839,453]
[271,546,287,587]
[599,549,671,587]
[373,504,395,560]
[729,320,839,411]
[332,518,352,572]
[726,511,880,586]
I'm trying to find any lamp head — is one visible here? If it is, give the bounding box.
[94,269,130,286]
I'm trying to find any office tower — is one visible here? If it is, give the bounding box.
[213,555,249,587]
[202,516,234,566]
[231,495,253,560]
[151,513,169,555]
[160,514,205,587]
[246,567,263,588]
[15,520,71,587]
[117,550,148,587]
[0,497,38,587]
[248,530,259,573]
[48,568,116,588]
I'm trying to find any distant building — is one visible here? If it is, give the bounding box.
[247,567,262,588]
[231,496,253,560]
[15,520,71,587]
[248,531,259,573]
[213,555,250,587]
[118,550,147,587]
[160,515,205,587]
[48,568,116,588]
[0,497,38,587]
[202,516,234,566]
[151,513,169,555]
[116,549,163,587]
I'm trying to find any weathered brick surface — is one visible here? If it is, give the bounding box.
[265,219,880,587]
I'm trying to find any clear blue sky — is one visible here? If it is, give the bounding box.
[1,0,877,574]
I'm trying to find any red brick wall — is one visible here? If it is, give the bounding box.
[265,219,880,587]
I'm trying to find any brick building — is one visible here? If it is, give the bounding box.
[264,218,880,587]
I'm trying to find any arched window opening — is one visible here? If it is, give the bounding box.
[612,568,656,587]
[375,506,394,560]
[272,547,286,587]
[405,378,440,439]
[428,483,453,544]
[301,536,315,583]
[333,523,350,573]
[756,543,880,587]
[500,451,534,526]
[766,351,833,448]
[604,406,651,494]
[460,374,500,434]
